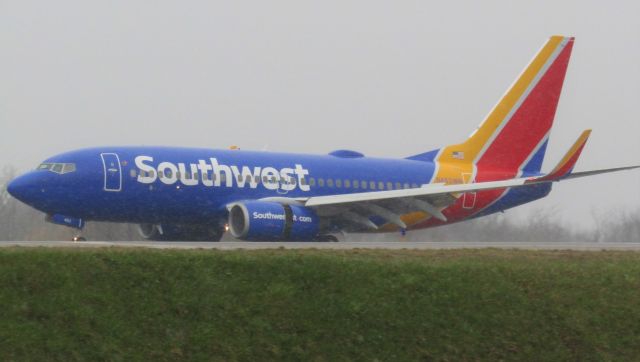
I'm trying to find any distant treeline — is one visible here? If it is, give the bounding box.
[1,165,638,242]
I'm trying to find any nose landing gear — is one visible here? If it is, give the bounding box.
[45,214,87,241]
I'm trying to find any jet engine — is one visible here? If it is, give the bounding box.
[228,201,319,241]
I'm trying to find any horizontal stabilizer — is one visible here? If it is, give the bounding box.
[560,165,640,180]
[524,130,639,183]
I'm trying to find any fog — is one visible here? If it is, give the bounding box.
[1,0,639,234]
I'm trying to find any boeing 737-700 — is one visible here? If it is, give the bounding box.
[7,36,639,241]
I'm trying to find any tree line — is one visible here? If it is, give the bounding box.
[1,165,638,242]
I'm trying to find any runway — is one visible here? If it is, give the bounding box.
[1,241,640,251]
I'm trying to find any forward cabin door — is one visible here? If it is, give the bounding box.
[101,153,122,192]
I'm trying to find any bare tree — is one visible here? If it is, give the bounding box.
[597,209,640,242]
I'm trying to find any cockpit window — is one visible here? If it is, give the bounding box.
[52,164,64,173]
[62,163,76,173]
[37,162,77,174]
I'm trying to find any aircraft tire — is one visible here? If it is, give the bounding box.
[316,234,339,242]
[138,223,224,242]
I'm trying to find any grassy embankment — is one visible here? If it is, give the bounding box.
[0,248,639,360]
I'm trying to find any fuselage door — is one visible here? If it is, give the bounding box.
[101,153,122,192]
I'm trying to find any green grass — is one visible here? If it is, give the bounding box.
[1,248,640,361]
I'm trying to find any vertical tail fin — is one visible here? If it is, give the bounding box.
[433,36,575,182]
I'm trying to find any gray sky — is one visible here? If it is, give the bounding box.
[1,0,639,229]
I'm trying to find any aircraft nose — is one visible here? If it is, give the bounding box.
[7,173,40,204]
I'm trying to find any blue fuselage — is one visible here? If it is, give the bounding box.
[9,147,438,224]
[8,146,552,234]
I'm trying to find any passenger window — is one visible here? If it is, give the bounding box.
[263,176,269,183]
[395,182,402,190]
[309,177,316,186]
[130,169,137,178]
[255,175,261,184]
[403,183,410,189]
[300,177,307,186]
[290,178,297,185]
[318,178,325,187]
[353,180,359,189]
[237,175,243,182]
[327,179,334,187]
[411,183,418,189]
[344,179,351,188]
[361,181,367,189]
[369,181,376,190]
[336,179,342,188]
[149,170,155,178]
[386,182,393,190]
[164,169,173,178]
[175,172,181,179]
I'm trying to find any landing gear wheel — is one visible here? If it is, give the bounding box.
[72,236,86,242]
[137,223,225,241]
[317,235,339,242]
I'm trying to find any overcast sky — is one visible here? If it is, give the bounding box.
[1,0,638,230]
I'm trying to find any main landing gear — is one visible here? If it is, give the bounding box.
[72,235,87,242]
[316,234,339,242]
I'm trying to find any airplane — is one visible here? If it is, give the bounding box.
[6,35,639,242]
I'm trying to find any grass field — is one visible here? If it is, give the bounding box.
[0,248,639,361]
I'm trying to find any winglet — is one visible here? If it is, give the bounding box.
[536,129,591,182]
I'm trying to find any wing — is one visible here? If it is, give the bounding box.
[261,131,639,232]
[303,178,525,231]
[262,178,533,231]
[300,166,637,232]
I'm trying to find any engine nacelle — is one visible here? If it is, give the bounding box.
[228,201,319,241]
